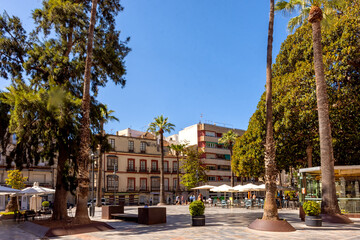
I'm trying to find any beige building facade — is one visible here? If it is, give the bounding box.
[101,130,184,205]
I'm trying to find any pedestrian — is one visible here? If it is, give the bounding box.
[150,197,153,206]
[181,195,184,205]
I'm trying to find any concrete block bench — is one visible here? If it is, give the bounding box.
[137,207,166,225]
[102,205,124,220]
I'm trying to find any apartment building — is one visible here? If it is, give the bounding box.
[0,153,56,211]
[101,129,182,205]
[175,123,245,188]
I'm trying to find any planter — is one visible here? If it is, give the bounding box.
[191,215,205,226]
[305,215,322,227]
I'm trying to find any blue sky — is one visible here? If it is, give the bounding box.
[1,0,293,135]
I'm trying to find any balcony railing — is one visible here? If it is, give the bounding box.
[127,167,137,172]
[107,186,118,191]
[164,167,171,173]
[128,149,134,153]
[151,186,160,191]
[139,167,149,173]
[151,168,160,173]
[107,166,118,171]
[172,168,178,174]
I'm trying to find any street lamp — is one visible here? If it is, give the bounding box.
[113,168,116,205]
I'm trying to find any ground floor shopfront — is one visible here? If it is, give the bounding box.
[299,165,360,214]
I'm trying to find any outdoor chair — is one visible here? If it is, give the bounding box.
[221,200,228,208]
[245,199,252,209]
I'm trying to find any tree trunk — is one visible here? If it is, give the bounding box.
[52,141,69,220]
[176,154,180,196]
[96,121,104,207]
[74,0,98,224]
[5,196,18,212]
[159,132,165,205]
[309,6,340,215]
[230,147,234,200]
[306,144,313,168]
[262,0,278,220]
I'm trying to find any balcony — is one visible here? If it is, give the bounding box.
[107,186,118,191]
[107,166,118,171]
[139,167,149,173]
[151,186,160,191]
[139,186,149,192]
[151,168,160,173]
[172,168,178,174]
[127,167,137,173]
[140,150,146,154]
[164,167,171,174]
[128,149,134,153]
[127,187,136,192]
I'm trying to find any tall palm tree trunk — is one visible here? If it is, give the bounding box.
[74,0,98,224]
[230,147,234,200]
[309,6,340,215]
[96,153,103,207]
[176,153,180,195]
[52,140,68,220]
[159,132,165,204]
[262,0,278,220]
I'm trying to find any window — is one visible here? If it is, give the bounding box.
[128,178,135,191]
[207,165,216,170]
[107,157,118,171]
[127,159,135,172]
[151,177,160,191]
[164,161,169,173]
[107,175,118,191]
[206,142,217,148]
[128,141,134,152]
[109,139,115,150]
[173,179,178,189]
[208,176,216,181]
[205,131,216,137]
[151,160,158,172]
[216,133,222,138]
[140,178,147,191]
[140,160,147,172]
[173,162,178,172]
[140,142,146,153]
[207,154,216,159]
[164,178,169,191]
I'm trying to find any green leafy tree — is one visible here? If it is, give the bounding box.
[0,0,130,220]
[275,0,347,216]
[169,143,187,195]
[5,170,27,212]
[180,147,207,190]
[218,130,238,199]
[147,115,175,205]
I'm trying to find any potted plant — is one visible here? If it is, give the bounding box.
[189,200,205,226]
[303,201,322,226]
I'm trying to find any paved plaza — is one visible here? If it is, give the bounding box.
[0,205,359,240]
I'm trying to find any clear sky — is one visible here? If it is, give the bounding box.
[1,0,293,135]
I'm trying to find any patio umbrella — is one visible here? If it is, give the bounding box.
[20,182,55,211]
[191,185,216,190]
[0,185,21,193]
[210,184,237,200]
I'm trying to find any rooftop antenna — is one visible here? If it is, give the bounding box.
[200,113,203,123]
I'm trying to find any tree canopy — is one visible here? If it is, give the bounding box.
[233,2,360,177]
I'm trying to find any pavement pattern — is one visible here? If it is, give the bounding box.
[0,205,359,240]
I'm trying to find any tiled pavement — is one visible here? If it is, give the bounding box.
[1,205,359,240]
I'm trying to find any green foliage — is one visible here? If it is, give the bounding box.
[180,147,207,190]
[0,210,25,215]
[232,2,360,176]
[147,115,175,136]
[218,130,238,149]
[189,200,205,216]
[42,201,50,208]
[5,170,27,190]
[303,201,321,216]
[169,143,187,157]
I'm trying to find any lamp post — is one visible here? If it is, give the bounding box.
[90,153,95,217]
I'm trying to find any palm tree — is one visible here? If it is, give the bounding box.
[74,0,98,224]
[218,130,238,200]
[169,143,186,196]
[275,0,343,216]
[147,115,175,205]
[96,106,119,207]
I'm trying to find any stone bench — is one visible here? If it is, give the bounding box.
[101,205,124,220]
[137,207,166,225]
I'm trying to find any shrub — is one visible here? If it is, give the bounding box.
[303,201,321,216]
[189,200,205,216]
[42,201,50,208]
